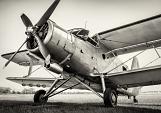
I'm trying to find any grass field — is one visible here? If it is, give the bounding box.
[0,94,161,113]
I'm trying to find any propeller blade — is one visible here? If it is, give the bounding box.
[4,39,28,68]
[33,33,50,60]
[36,0,60,27]
[21,13,33,27]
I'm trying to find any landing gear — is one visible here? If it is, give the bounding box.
[100,75,118,107]
[33,77,80,104]
[34,90,48,104]
[104,88,118,107]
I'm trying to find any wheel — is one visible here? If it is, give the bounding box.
[104,88,117,107]
[34,90,48,104]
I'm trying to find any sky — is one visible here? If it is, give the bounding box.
[0,0,161,91]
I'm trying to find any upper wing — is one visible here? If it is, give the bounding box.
[104,65,161,88]
[96,14,161,58]
[1,50,44,66]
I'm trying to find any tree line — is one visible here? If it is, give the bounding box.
[0,87,35,94]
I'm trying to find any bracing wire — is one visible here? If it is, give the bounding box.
[43,67,58,78]
[143,48,161,67]
[103,50,146,75]
[143,57,160,67]
[23,65,42,77]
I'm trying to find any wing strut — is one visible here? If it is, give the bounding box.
[26,63,33,78]
[100,75,106,93]
[143,47,161,67]
[24,57,33,78]
[74,77,103,98]
[153,45,161,58]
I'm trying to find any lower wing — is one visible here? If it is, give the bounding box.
[104,65,161,88]
[1,50,44,66]
[6,76,97,91]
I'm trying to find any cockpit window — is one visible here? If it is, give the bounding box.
[68,28,89,40]
[68,28,99,47]
[77,29,89,36]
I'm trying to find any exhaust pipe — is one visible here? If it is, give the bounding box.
[47,63,63,74]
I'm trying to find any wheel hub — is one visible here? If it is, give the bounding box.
[39,94,47,103]
[111,93,117,105]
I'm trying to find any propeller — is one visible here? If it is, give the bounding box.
[21,14,33,27]
[32,33,50,61]
[36,0,60,27]
[4,0,60,68]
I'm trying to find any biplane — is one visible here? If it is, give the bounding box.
[2,0,161,107]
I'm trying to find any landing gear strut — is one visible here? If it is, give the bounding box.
[33,77,80,104]
[100,75,118,107]
[104,88,118,107]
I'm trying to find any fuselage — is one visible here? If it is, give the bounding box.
[27,20,123,81]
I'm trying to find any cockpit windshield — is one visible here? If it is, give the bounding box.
[68,28,89,39]
[68,28,99,47]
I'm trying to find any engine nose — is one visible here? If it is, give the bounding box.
[26,20,76,64]
[26,21,52,53]
[43,20,76,62]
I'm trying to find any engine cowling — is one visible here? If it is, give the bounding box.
[26,20,76,62]
[26,20,53,53]
[26,20,76,74]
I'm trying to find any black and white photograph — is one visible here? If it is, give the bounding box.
[0,0,161,113]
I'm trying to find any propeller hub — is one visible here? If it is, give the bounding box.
[25,27,34,35]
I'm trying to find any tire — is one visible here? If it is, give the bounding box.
[34,90,48,104]
[104,88,117,107]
